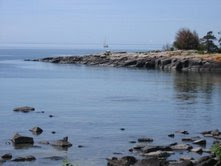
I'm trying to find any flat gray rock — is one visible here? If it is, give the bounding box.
[13,106,35,113]
[171,144,192,150]
[193,139,206,145]
[191,147,203,153]
[12,155,36,162]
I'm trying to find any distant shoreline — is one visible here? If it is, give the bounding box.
[31,50,221,72]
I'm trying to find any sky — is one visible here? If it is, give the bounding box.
[0,0,221,49]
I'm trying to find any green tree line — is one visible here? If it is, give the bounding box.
[164,28,221,53]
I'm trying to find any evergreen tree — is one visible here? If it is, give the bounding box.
[218,32,221,47]
[200,31,218,53]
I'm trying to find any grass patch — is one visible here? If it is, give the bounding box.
[62,160,76,166]
[213,55,221,62]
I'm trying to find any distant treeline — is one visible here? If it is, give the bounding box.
[163,28,221,53]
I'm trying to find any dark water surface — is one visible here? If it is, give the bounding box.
[0,49,221,165]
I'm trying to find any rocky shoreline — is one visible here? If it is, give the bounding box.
[31,50,221,72]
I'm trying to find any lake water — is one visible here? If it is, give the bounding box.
[0,49,221,166]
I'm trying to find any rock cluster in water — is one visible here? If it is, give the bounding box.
[1,107,221,165]
[0,106,73,164]
[32,50,221,72]
[107,129,221,166]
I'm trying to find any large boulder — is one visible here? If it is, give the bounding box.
[13,106,35,113]
[12,133,34,145]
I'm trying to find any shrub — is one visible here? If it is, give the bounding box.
[173,28,200,50]
[211,144,221,161]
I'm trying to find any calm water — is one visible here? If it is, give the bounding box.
[0,49,221,166]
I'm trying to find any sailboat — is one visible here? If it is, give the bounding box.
[103,40,109,49]
[103,39,111,55]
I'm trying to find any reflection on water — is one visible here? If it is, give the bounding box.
[174,72,221,105]
[172,72,221,132]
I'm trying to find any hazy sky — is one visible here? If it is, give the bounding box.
[0,0,220,49]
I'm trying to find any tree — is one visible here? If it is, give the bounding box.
[162,43,174,51]
[218,32,221,47]
[200,31,218,53]
[173,28,200,50]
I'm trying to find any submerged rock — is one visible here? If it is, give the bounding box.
[13,106,35,113]
[12,133,34,145]
[50,137,72,147]
[38,141,50,145]
[175,130,189,135]
[49,115,54,118]
[43,156,65,161]
[29,127,43,135]
[1,153,12,160]
[12,155,36,162]
[138,137,154,143]
[78,145,84,148]
[182,136,201,142]
[168,134,175,138]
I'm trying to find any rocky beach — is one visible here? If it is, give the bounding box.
[32,50,221,72]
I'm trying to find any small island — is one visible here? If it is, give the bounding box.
[32,50,221,72]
